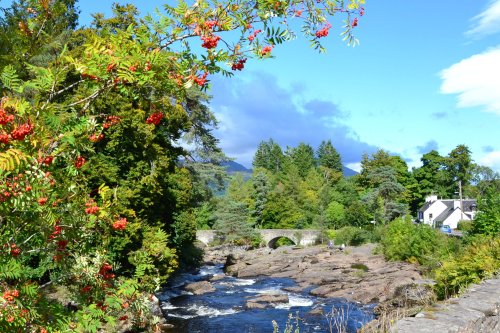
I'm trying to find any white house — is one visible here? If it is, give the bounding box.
[417,195,477,229]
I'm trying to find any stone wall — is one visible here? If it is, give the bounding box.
[392,276,500,333]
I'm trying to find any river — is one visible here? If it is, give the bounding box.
[158,264,375,333]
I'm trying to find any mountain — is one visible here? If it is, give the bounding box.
[222,161,358,177]
[222,161,252,173]
[342,166,358,177]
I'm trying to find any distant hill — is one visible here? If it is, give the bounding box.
[222,161,252,173]
[223,161,358,177]
[342,166,358,177]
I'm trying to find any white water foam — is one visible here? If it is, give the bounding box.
[199,265,224,276]
[167,313,197,319]
[275,294,314,309]
[289,294,314,307]
[186,304,239,318]
[161,302,179,310]
[231,278,256,286]
[244,287,283,294]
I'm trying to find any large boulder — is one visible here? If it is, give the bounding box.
[245,293,289,309]
[184,281,215,295]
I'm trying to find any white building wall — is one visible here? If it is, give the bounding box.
[422,201,447,227]
[442,208,471,229]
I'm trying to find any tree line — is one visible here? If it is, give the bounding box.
[204,139,499,244]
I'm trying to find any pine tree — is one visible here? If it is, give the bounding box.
[317,140,342,172]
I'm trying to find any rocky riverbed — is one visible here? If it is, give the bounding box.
[204,243,435,315]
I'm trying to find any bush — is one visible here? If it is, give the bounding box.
[333,226,373,246]
[379,217,452,269]
[434,236,500,299]
[457,220,473,232]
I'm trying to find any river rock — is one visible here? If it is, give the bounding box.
[184,281,215,295]
[245,293,289,309]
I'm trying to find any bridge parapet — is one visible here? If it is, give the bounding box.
[196,229,321,248]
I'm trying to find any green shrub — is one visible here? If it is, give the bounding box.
[434,236,500,299]
[379,217,451,269]
[457,220,473,232]
[333,226,372,246]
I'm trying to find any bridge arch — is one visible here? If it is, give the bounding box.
[267,236,297,249]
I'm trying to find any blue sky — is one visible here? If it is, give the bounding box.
[40,1,500,171]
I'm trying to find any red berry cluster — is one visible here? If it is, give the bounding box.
[247,29,262,42]
[3,289,20,302]
[112,217,127,231]
[37,155,54,166]
[231,58,247,71]
[81,73,99,80]
[98,263,115,280]
[315,23,332,38]
[352,18,358,27]
[11,122,34,140]
[193,72,208,86]
[201,35,221,49]
[48,224,63,240]
[81,285,92,293]
[10,243,21,257]
[89,133,104,143]
[38,197,48,205]
[146,112,164,126]
[74,156,86,169]
[0,132,9,144]
[56,239,68,251]
[103,115,120,129]
[85,200,100,215]
[0,173,30,202]
[261,45,274,56]
[205,20,218,29]
[0,108,14,125]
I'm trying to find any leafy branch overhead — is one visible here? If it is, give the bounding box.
[0,0,365,331]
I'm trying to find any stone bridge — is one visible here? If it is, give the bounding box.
[196,229,322,248]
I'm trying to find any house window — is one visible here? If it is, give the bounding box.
[429,213,433,219]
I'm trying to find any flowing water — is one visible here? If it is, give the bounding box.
[158,265,375,333]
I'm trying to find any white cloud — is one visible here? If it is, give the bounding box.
[440,47,500,115]
[480,151,500,171]
[466,0,500,37]
[346,162,362,173]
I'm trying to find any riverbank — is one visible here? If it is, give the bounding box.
[205,243,435,315]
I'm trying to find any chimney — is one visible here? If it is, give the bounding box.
[425,195,437,203]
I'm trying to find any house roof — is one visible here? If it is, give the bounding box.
[435,206,454,222]
[418,201,434,212]
[419,199,477,213]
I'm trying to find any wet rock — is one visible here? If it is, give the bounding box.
[184,281,215,295]
[245,301,266,309]
[245,293,289,309]
[308,307,325,315]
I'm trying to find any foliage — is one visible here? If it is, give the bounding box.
[0,0,366,330]
[471,189,500,236]
[317,139,342,173]
[333,226,372,246]
[434,236,500,299]
[213,199,258,245]
[457,220,473,232]
[379,217,452,268]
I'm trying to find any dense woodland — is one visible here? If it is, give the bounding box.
[204,139,499,244]
[0,0,499,332]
